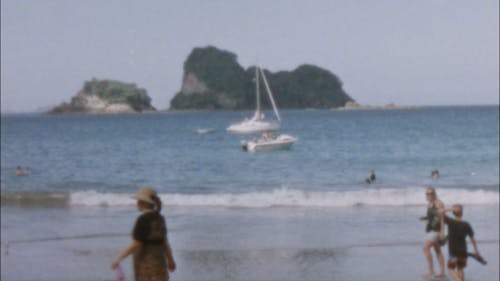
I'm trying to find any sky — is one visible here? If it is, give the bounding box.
[1,0,498,112]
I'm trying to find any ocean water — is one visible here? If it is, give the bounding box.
[1,106,499,281]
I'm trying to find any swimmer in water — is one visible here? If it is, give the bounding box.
[431,169,440,180]
[15,166,30,176]
[365,169,376,184]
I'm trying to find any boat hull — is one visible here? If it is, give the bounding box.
[242,134,297,152]
[227,120,280,134]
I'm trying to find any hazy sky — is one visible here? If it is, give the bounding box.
[1,0,498,112]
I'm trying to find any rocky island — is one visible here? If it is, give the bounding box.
[48,79,155,114]
[170,46,354,110]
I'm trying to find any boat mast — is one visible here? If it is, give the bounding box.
[256,66,260,115]
[259,67,281,122]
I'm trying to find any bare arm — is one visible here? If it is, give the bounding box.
[439,209,446,237]
[165,238,176,272]
[470,235,480,256]
[111,240,142,269]
[436,200,445,211]
[420,204,429,220]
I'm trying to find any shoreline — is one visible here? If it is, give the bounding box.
[2,205,498,281]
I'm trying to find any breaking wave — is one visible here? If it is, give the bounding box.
[2,187,498,208]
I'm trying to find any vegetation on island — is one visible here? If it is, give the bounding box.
[48,79,155,114]
[81,79,153,111]
[170,46,252,110]
[48,46,354,113]
[170,46,354,110]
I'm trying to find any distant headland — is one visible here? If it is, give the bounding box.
[334,101,418,111]
[169,46,354,110]
[47,79,156,114]
[47,46,373,114]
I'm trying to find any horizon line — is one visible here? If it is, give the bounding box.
[1,103,499,115]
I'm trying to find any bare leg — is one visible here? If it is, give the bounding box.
[423,241,435,276]
[457,269,464,281]
[433,244,445,277]
[448,268,461,281]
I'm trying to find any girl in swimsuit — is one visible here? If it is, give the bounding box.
[419,187,446,278]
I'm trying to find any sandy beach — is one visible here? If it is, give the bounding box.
[2,205,498,281]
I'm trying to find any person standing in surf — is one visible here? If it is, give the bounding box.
[440,204,484,281]
[419,187,446,278]
[111,186,176,281]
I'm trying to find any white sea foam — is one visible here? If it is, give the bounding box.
[69,190,133,207]
[69,187,499,208]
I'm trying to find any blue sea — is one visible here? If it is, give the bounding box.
[1,106,499,281]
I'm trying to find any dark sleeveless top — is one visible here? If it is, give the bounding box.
[133,211,167,244]
[426,204,441,232]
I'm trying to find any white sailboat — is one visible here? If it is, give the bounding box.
[227,66,281,133]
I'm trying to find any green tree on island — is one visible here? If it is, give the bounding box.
[170,46,354,110]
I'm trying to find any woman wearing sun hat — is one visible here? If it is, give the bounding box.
[111,186,176,281]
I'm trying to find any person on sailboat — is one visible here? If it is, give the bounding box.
[262,132,270,141]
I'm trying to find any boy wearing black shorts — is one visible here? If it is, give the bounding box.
[440,204,482,281]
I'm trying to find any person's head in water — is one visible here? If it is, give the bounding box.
[365,169,376,183]
[452,204,463,218]
[133,186,162,212]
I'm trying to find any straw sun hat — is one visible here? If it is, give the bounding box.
[132,186,157,205]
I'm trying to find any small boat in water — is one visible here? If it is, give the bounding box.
[241,132,297,152]
[194,128,215,134]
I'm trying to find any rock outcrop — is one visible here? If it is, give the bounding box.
[48,79,155,114]
[170,46,354,110]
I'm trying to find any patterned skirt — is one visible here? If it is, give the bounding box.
[133,244,168,281]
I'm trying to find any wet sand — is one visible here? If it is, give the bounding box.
[1,205,498,281]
